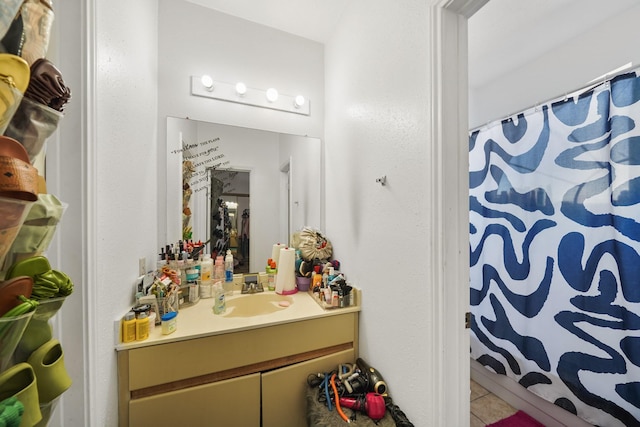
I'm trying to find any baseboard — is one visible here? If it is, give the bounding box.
[470,358,593,427]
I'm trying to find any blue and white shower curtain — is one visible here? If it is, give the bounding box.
[470,72,640,427]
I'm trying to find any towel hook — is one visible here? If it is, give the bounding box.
[376,176,387,186]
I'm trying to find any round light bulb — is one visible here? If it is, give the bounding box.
[266,88,278,102]
[235,82,247,96]
[294,95,305,108]
[201,75,214,91]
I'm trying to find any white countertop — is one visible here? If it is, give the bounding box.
[115,289,360,351]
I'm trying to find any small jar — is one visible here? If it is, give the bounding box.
[161,311,177,335]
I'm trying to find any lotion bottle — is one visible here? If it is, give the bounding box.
[201,253,213,283]
[213,283,226,314]
[214,255,224,281]
[135,312,149,341]
[122,311,136,343]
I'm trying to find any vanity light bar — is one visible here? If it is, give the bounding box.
[190,76,310,116]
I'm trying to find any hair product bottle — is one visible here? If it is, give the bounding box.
[268,261,277,291]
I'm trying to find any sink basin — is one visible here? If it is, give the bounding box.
[222,293,294,317]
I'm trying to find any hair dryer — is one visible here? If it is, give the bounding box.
[339,393,386,421]
[356,357,388,396]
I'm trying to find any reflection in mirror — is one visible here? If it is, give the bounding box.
[210,170,250,273]
[166,117,322,272]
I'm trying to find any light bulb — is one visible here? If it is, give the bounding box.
[201,75,214,91]
[266,88,278,102]
[235,82,247,96]
[294,95,305,108]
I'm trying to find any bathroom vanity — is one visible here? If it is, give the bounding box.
[116,290,360,427]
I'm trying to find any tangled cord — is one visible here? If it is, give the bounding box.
[307,371,350,420]
[384,397,414,427]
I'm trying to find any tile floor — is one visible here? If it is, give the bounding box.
[470,379,517,427]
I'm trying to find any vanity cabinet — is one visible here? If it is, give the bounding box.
[117,311,358,427]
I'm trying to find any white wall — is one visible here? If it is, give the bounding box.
[93,1,159,426]
[469,2,640,129]
[42,1,159,425]
[279,133,322,237]
[157,0,325,247]
[325,1,457,425]
[44,0,88,425]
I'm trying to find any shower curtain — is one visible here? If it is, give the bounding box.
[469,72,640,427]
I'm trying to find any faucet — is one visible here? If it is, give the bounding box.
[241,280,264,294]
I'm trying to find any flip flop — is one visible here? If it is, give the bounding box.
[0,54,29,135]
[5,256,50,280]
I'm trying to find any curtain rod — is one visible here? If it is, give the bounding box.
[470,62,640,133]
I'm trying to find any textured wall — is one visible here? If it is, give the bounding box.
[94,1,159,425]
[325,1,436,424]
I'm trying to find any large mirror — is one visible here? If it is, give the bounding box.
[166,117,322,272]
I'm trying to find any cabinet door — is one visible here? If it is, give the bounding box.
[262,349,354,427]
[129,373,260,427]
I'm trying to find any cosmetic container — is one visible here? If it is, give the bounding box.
[161,311,177,335]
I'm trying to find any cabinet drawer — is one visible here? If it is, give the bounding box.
[129,373,260,427]
[127,312,356,390]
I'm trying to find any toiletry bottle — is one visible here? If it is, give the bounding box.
[312,265,323,289]
[200,253,214,298]
[122,311,136,343]
[213,283,226,314]
[268,261,277,291]
[135,312,149,341]
[225,250,234,282]
[214,255,224,281]
[201,253,213,283]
